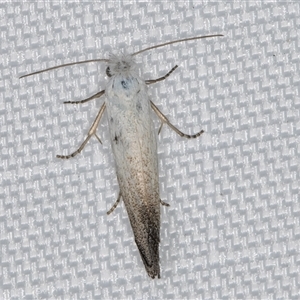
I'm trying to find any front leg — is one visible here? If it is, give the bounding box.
[146,65,178,85]
[63,90,105,104]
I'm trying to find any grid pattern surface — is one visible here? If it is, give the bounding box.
[1,2,300,299]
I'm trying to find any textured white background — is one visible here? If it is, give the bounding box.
[1,1,300,299]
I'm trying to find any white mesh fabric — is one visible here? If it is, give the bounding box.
[1,2,299,299]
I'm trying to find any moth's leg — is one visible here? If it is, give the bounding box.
[107,192,122,215]
[151,101,204,138]
[146,65,178,85]
[64,90,105,104]
[160,199,170,207]
[56,102,106,159]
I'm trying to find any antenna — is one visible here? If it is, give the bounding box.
[19,58,108,79]
[133,34,223,56]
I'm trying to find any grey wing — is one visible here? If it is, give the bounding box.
[106,85,161,278]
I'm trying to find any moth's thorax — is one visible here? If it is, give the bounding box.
[106,73,145,106]
[107,53,138,77]
[106,53,144,104]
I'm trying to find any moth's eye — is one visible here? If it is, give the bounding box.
[106,67,112,77]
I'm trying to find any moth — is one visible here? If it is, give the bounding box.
[20,34,223,278]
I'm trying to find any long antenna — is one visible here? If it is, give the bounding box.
[19,58,109,79]
[133,34,223,56]
[19,34,223,78]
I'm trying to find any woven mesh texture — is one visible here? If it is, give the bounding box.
[1,2,300,299]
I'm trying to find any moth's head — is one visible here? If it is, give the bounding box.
[106,53,137,77]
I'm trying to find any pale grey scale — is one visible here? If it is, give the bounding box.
[136,93,142,112]
[105,72,161,278]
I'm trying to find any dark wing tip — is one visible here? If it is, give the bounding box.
[136,239,161,279]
